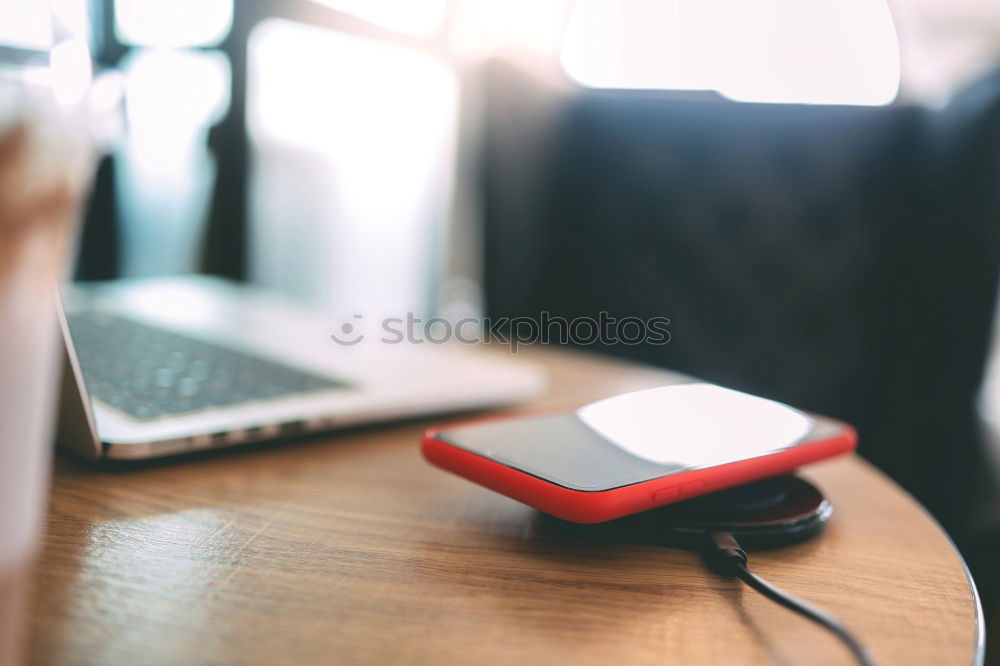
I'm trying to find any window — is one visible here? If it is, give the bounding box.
[114,0,232,48]
[111,0,232,276]
[247,19,458,314]
[0,1,51,50]
[308,0,446,35]
[560,0,901,106]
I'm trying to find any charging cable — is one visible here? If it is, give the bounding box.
[704,531,875,666]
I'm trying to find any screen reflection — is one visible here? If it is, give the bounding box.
[438,384,815,491]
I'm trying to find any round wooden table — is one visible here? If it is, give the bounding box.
[28,347,983,665]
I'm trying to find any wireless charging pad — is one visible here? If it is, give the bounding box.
[653,475,831,549]
[534,475,831,551]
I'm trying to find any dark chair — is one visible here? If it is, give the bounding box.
[481,62,1000,536]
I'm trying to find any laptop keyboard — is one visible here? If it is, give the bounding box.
[67,311,348,421]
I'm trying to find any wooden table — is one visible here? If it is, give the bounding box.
[28,347,983,665]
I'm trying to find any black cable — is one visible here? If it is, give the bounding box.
[704,531,875,666]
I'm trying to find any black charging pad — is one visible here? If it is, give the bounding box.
[535,475,831,551]
[653,475,831,549]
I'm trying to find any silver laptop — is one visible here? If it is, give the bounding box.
[56,275,545,461]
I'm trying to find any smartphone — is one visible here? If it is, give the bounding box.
[422,383,856,523]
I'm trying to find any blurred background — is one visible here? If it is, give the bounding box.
[8,0,1000,657]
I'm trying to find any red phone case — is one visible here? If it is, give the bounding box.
[422,408,856,524]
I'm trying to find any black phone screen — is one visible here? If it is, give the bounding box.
[435,383,818,492]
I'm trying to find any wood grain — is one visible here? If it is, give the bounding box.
[26,347,981,665]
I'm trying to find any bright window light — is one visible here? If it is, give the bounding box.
[247,19,458,315]
[49,37,92,105]
[51,0,91,38]
[0,0,51,49]
[309,0,446,35]
[122,49,230,150]
[450,0,573,56]
[116,49,230,277]
[115,0,233,48]
[561,0,900,106]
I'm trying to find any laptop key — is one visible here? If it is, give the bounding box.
[67,311,349,422]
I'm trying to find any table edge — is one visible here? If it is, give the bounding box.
[846,457,985,665]
[942,519,986,666]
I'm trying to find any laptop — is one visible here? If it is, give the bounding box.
[56,275,545,461]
